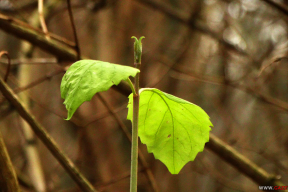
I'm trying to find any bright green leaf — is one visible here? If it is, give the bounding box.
[127,88,212,174]
[61,60,140,120]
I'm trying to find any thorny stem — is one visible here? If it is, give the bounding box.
[130,36,144,192]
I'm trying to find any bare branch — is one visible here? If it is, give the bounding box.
[263,0,288,16]
[207,134,285,186]
[135,0,248,56]
[0,51,11,82]
[38,0,50,39]
[0,9,286,188]
[97,93,159,192]
[0,131,20,192]
[67,0,81,60]
[0,77,97,192]
[0,13,78,62]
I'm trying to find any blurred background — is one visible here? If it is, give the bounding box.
[0,0,288,191]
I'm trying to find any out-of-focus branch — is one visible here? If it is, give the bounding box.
[16,169,36,191]
[207,134,285,186]
[97,93,159,192]
[170,70,288,112]
[134,0,248,56]
[67,0,81,60]
[0,9,286,188]
[231,83,288,112]
[0,69,64,106]
[0,78,97,192]
[12,0,38,13]
[0,58,57,65]
[0,51,11,82]
[0,13,78,62]
[0,131,20,192]
[87,0,107,12]
[263,0,288,16]
[96,168,145,191]
[38,0,50,39]
[19,3,60,190]
[0,12,141,97]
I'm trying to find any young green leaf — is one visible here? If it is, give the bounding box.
[127,88,212,174]
[61,60,140,120]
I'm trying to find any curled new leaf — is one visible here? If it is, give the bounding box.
[127,88,213,174]
[131,36,145,63]
[61,60,140,120]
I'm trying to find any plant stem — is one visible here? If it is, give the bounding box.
[130,62,140,192]
[130,36,144,192]
[130,36,145,191]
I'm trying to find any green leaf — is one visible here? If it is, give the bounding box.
[61,60,140,120]
[127,88,212,174]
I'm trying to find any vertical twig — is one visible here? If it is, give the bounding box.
[67,0,81,60]
[0,51,11,82]
[18,3,60,190]
[38,0,50,39]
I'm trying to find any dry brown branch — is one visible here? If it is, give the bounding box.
[0,77,97,192]
[67,0,81,60]
[0,131,20,192]
[96,168,145,191]
[0,69,65,107]
[0,13,78,62]
[166,63,288,112]
[38,0,50,39]
[0,51,11,82]
[135,0,248,56]
[263,0,288,16]
[258,57,283,77]
[97,93,159,192]
[0,9,285,189]
[207,134,285,186]
[0,58,57,65]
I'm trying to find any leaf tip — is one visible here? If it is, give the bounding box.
[139,36,145,42]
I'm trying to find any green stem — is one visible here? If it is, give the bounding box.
[130,62,140,192]
[126,78,137,96]
[130,36,144,192]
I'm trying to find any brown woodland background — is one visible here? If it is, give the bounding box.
[0,0,288,191]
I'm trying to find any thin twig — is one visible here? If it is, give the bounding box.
[38,0,50,39]
[258,57,283,77]
[135,0,248,56]
[0,69,65,105]
[97,168,145,191]
[159,58,288,112]
[0,78,97,192]
[0,51,11,82]
[67,0,81,60]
